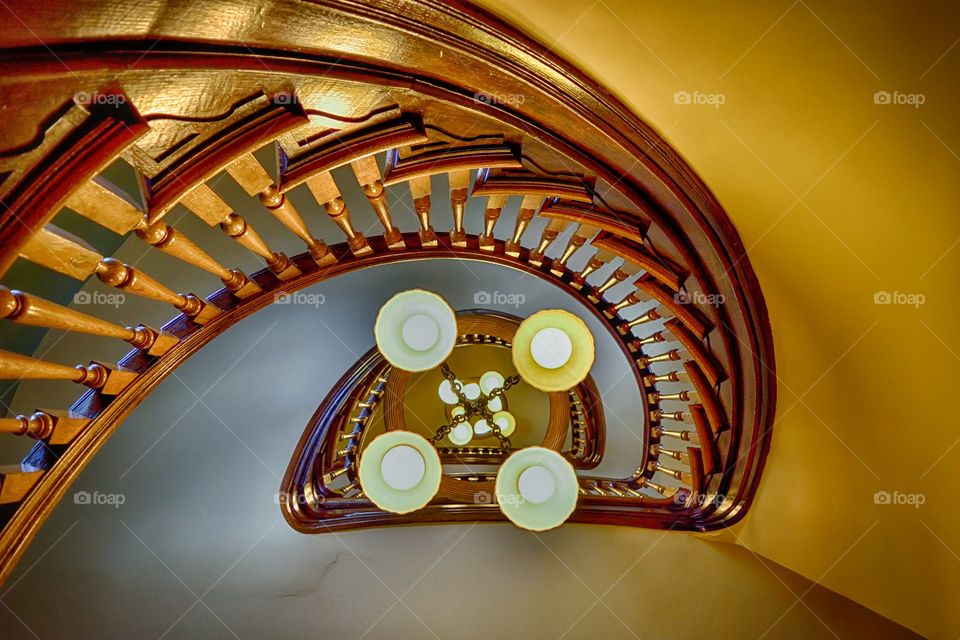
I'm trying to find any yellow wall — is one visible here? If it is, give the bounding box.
[476,1,960,637]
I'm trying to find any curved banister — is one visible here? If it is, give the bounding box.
[0,0,774,587]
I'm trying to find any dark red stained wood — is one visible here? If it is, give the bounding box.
[690,405,719,475]
[634,275,711,339]
[539,198,649,242]
[685,362,729,436]
[687,446,705,501]
[471,167,594,203]
[666,319,726,385]
[0,96,147,277]
[278,114,428,192]
[593,233,685,292]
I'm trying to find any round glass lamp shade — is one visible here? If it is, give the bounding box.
[374,289,457,372]
[512,310,595,391]
[492,411,516,437]
[495,446,579,531]
[358,431,442,514]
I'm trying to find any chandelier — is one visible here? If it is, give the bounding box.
[358,289,595,530]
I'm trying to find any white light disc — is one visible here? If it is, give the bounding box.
[449,422,473,446]
[402,314,439,352]
[530,327,573,369]
[473,419,491,436]
[438,380,459,404]
[380,445,425,491]
[479,371,505,394]
[518,465,556,505]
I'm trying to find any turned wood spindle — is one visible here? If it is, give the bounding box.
[408,175,438,247]
[639,478,678,498]
[653,426,691,441]
[18,226,220,324]
[66,177,261,299]
[619,307,661,333]
[0,349,136,395]
[351,156,404,249]
[306,171,372,256]
[181,184,301,280]
[448,170,470,247]
[651,408,686,422]
[504,195,541,257]
[529,218,569,266]
[648,460,693,485]
[0,286,178,356]
[551,224,598,275]
[479,194,508,251]
[650,444,690,464]
[226,153,334,266]
[644,371,683,385]
[642,349,681,366]
[0,409,90,445]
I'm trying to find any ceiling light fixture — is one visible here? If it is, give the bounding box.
[363,290,593,530]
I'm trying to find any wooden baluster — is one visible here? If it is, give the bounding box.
[181,184,301,280]
[650,444,690,464]
[651,389,692,402]
[479,194,508,251]
[408,175,438,247]
[0,349,136,395]
[642,349,682,367]
[448,170,470,247]
[652,426,691,441]
[639,477,678,498]
[505,195,541,257]
[529,218,569,266]
[573,246,618,291]
[0,465,44,505]
[647,460,693,485]
[0,286,178,356]
[306,171,372,256]
[0,409,89,445]
[627,331,666,352]
[226,153,334,266]
[551,224,599,275]
[616,307,661,335]
[18,226,220,324]
[651,408,686,422]
[67,177,261,299]
[593,256,642,299]
[351,156,404,249]
[644,370,683,385]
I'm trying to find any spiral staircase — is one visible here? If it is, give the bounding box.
[0,0,776,588]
